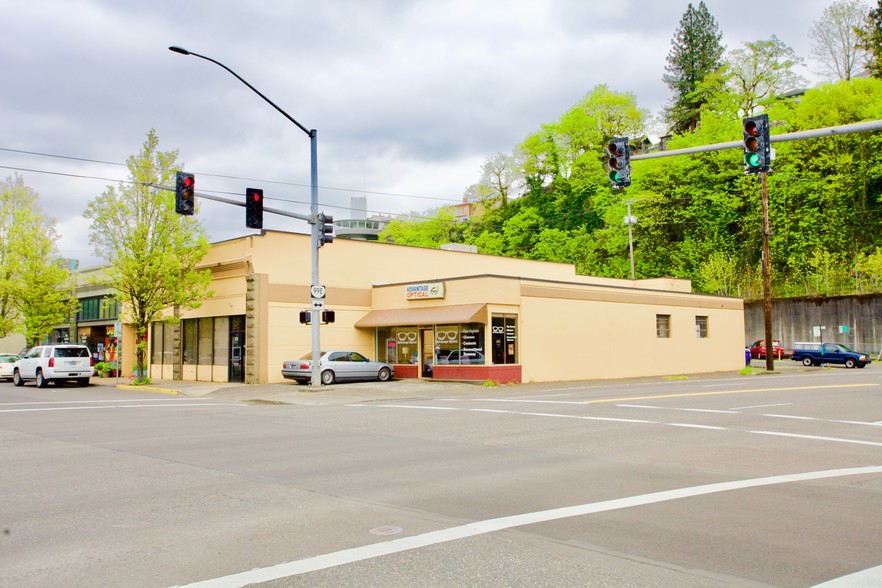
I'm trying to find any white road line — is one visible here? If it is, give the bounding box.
[761,414,818,421]
[750,430,882,448]
[474,398,586,405]
[811,564,882,587]
[617,404,737,414]
[832,420,882,427]
[0,398,214,407]
[173,466,882,588]
[732,403,792,410]
[0,403,240,414]
[668,423,728,430]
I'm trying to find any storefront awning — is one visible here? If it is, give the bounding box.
[355,303,486,328]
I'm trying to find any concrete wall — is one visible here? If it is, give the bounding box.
[744,294,882,354]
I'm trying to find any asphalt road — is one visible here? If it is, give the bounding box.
[1,367,880,587]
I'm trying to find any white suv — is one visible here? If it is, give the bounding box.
[13,344,94,387]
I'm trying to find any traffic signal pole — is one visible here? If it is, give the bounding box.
[170,46,326,387]
[624,118,882,373]
[761,172,774,372]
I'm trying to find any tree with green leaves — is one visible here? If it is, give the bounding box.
[84,130,212,382]
[727,36,807,116]
[856,0,882,78]
[809,0,869,81]
[663,1,725,134]
[0,174,77,346]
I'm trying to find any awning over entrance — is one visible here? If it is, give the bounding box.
[354,303,486,328]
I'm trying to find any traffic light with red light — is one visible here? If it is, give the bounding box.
[175,171,195,215]
[318,212,334,246]
[742,114,770,174]
[245,188,264,229]
[607,138,631,188]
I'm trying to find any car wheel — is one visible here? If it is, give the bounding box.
[35,370,48,388]
[845,358,856,369]
[77,377,90,387]
[802,357,813,367]
[12,370,23,387]
[321,370,335,385]
[377,367,392,382]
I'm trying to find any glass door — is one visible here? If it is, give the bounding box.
[421,328,434,378]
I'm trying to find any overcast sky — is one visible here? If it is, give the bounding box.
[0,0,862,267]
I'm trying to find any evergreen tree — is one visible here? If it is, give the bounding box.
[663,1,725,134]
[857,0,882,78]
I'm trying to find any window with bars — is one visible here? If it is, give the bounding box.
[695,316,708,338]
[656,314,671,338]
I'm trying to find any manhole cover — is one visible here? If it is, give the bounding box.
[369,526,403,536]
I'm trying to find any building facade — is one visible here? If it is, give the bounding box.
[140,231,744,384]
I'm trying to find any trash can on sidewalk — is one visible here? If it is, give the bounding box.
[745,348,751,366]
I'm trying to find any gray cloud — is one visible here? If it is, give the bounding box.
[0,0,855,266]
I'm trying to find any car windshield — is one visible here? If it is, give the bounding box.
[836,344,853,352]
[0,355,16,363]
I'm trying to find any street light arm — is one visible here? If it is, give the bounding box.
[168,46,312,137]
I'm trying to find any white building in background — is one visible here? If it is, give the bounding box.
[333,196,390,241]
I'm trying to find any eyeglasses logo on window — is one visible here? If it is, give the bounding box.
[396,332,417,343]
[435,331,458,342]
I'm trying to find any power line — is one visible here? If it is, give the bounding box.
[0,146,461,204]
[0,163,439,222]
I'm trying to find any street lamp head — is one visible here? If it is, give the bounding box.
[169,46,191,56]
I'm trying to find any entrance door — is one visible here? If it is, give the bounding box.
[229,315,245,383]
[421,328,434,378]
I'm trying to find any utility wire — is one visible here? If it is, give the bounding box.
[0,147,460,203]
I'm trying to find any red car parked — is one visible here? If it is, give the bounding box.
[749,339,785,359]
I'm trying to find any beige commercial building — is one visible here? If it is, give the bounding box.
[141,231,745,385]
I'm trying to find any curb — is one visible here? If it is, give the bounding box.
[114,384,179,395]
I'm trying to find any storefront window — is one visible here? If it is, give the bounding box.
[151,322,162,364]
[182,320,198,364]
[376,324,486,365]
[491,315,517,364]
[377,327,419,364]
[198,317,214,364]
[162,322,174,365]
[214,317,229,365]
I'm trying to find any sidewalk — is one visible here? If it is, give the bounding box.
[109,359,818,405]
[114,377,490,405]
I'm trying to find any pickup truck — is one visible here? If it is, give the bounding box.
[790,342,871,369]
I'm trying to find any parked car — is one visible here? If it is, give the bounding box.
[437,350,485,365]
[0,353,19,381]
[13,344,94,387]
[282,350,394,385]
[749,339,786,359]
[790,342,871,368]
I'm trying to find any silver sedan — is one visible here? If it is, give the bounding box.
[282,350,395,385]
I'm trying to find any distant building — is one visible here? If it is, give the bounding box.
[445,197,491,222]
[333,196,390,241]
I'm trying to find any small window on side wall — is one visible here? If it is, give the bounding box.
[695,316,708,338]
[656,314,671,338]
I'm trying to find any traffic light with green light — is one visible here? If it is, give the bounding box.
[607,137,631,188]
[742,114,770,174]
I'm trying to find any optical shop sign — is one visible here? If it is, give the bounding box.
[405,282,445,300]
